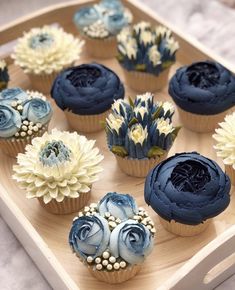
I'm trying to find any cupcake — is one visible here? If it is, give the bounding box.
[0,59,9,91]
[12,26,84,94]
[69,192,155,284]
[117,22,179,92]
[145,152,231,236]
[0,88,52,157]
[105,92,180,177]
[213,112,235,185]
[13,129,103,214]
[51,63,125,133]
[169,61,235,133]
[73,0,132,58]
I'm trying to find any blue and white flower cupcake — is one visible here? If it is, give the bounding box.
[0,59,9,91]
[73,0,132,58]
[105,92,180,177]
[117,21,179,92]
[0,88,52,157]
[69,192,155,283]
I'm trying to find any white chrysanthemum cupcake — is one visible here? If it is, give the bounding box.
[13,129,103,214]
[69,192,155,284]
[213,112,235,185]
[12,26,84,94]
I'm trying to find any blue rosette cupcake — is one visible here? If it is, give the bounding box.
[169,61,235,132]
[51,63,124,133]
[0,88,52,157]
[0,59,9,91]
[73,0,132,59]
[145,152,231,236]
[69,192,155,283]
[117,21,179,92]
[105,92,180,177]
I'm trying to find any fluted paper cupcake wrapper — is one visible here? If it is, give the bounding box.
[28,71,59,95]
[82,35,117,59]
[122,68,169,93]
[115,153,167,178]
[38,190,91,215]
[88,263,142,284]
[0,124,48,158]
[177,106,233,133]
[159,217,210,237]
[65,109,110,133]
[225,164,235,186]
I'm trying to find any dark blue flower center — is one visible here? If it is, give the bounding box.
[171,160,211,192]
[186,62,220,89]
[67,67,101,88]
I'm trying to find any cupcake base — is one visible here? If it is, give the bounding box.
[65,109,110,133]
[0,124,48,158]
[82,35,117,59]
[225,164,235,186]
[123,68,169,93]
[115,154,167,178]
[177,107,233,133]
[38,191,91,215]
[28,71,59,95]
[88,264,142,284]
[159,217,210,237]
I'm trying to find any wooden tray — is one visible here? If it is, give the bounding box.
[0,1,235,290]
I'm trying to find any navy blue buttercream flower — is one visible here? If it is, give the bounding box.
[98,192,138,221]
[0,104,21,138]
[51,63,125,115]
[0,60,9,91]
[169,61,235,115]
[109,220,153,264]
[22,98,52,124]
[145,152,231,225]
[69,214,111,261]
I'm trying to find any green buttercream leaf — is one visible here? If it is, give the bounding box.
[147,146,165,158]
[111,146,128,157]
[172,126,182,140]
[128,96,134,108]
[135,64,146,71]
[152,105,163,120]
[128,117,138,127]
[100,120,108,131]
[162,61,174,69]
[117,54,124,62]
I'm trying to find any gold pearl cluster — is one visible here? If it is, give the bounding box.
[76,203,98,218]
[103,212,121,230]
[133,207,156,235]
[86,251,127,271]
[83,20,109,39]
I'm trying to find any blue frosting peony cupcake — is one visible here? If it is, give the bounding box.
[73,0,132,58]
[145,152,231,236]
[117,21,179,92]
[105,92,181,177]
[51,63,124,133]
[0,88,52,157]
[0,60,9,92]
[168,61,235,132]
[69,192,155,284]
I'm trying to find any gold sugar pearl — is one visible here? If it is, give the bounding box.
[85,212,91,216]
[133,215,141,220]
[96,264,103,271]
[108,216,115,221]
[120,261,126,268]
[29,122,34,126]
[36,123,42,128]
[11,101,17,107]
[78,212,83,217]
[90,203,97,208]
[102,251,110,259]
[151,228,156,234]
[109,221,117,228]
[17,105,23,111]
[17,100,22,104]
[23,120,29,125]
[86,256,93,263]
[102,260,108,266]
[109,256,116,264]
[27,130,33,136]
[33,126,38,132]
[95,257,101,264]
[20,132,26,137]
[15,132,20,137]
[147,225,152,230]
[84,206,90,212]
[107,264,113,271]
[21,125,27,131]
[104,212,111,218]
[116,218,121,224]
[114,262,120,270]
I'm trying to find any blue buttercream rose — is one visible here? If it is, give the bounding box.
[51,63,124,115]
[98,192,138,221]
[145,152,231,225]
[73,6,99,29]
[169,61,235,115]
[99,0,124,11]
[69,214,111,260]
[0,104,21,138]
[103,12,128,35]
[0,88,28,105]
[109,220,153,264]
[22,98,52,124]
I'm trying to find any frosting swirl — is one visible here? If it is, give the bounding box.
[98,192,138,221]
[69,214,111,260]
[169,61,235,115]
[51,63,125,115]
[109,220,153,264]
[0,104,21,138]
[144,152,231,225]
